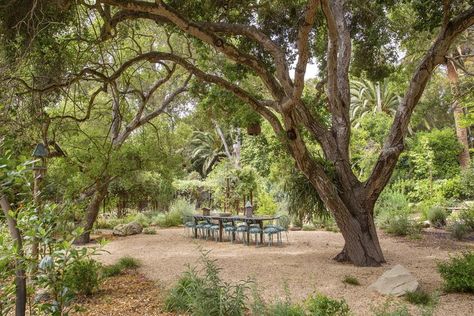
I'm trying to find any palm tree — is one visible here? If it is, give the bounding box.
[350,79,400,126]
[188,131,227,177]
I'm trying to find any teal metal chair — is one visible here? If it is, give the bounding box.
[264,215,290,246]
[235,222,248,244]
[248,223,262,246]
[183,215,196,237]
[224,222,237,242]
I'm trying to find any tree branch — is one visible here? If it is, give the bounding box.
[365,6,474,203]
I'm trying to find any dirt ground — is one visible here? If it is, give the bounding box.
[94,228,474,316]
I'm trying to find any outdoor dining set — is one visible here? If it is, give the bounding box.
[183,212,290,246]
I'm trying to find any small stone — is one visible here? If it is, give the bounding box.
[422,220,431,228]
[369,264,419,296]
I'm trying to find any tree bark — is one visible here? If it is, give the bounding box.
[447,59,471,169]
[0,196,27,316]
[74,179,110,244]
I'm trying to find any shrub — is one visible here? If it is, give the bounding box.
[404,289,432,305]
[460,167,474,199]
[143,227,157,235]
[64,259,101,296]
[117,256,141,269]
[255,191,277,216]
[342,275,360,286]
[427,206,447,227]
[305,293,350,316]
[102,264,122,278]
[102,256,141,278]
[126,213,152,227]
[153,198,195,227]
[459,207,474,231]
[266,301,306,316]
[165,250,248,316]
[384,214,421,237]
[372,302,411,316]
[449,222,468,240]
[437,252,474,293]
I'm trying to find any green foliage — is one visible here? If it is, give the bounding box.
[255,191,277,216]
[375,188,409,216]
[342,275,360,286]
[165,250,248,316]
[265,301,306,316]
[372,301,411,316]
[305,294,350,316]
[460,167,474,199]
[437,252,474,293]
[143,227,157,235]
[449,222,468,240]
[407,128,462,180]
[427,206,447,228]
[64,259,101,296]
[117,256,141,270]
[459,207,474,231]
[153,198,194,227]
[351,112,392,180]
[102,256,141,278]
[383,214,421,237]
[404,289,433,306]
[126,213,152,228]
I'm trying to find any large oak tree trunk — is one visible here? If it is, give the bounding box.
[331,203,384,266]
[75,179,109,244]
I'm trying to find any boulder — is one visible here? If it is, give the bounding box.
[369,264,419,296]
[113,221,143,236]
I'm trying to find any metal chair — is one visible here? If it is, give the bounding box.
[224,222,237,242]
[183,215,196,237]
[248,223,262,246]
[235,222,248,244]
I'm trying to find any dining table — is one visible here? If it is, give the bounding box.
[192,214,280,243]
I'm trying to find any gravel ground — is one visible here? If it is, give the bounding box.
[95,228,473,316]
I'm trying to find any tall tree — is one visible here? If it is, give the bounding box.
[4,1,473,266]
[83,0,474,266]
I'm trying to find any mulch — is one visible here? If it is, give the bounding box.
[71,271,173,316]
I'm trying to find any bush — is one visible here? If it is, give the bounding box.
[165,250,248,316]
[404,289,432,305]
[102,256,141,278]
[305,293,350,316]
[460,167,474,199]
[459,207,474,231]
[64,259,101,296]
[342,275,360,286]
[117,256,141,269]
[437,252,474,293]
[266,301,306,316]
[143,227,157,235]
[153,198,195,227]
[449,222,468,240]
[383,214,421,237]
[372,301,411,316]
[126,213,152,227]
[427,206,447,228]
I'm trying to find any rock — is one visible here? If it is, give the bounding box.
[113,222,143,236]
[422,220,431,228]
[369,264,419,296]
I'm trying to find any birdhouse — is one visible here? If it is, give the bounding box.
[245,201,253,218]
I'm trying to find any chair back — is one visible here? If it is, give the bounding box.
[278,215,291,230]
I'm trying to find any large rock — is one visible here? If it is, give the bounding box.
[369,264,419,296]
[113,221,143,236]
